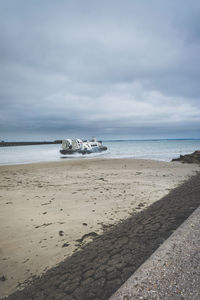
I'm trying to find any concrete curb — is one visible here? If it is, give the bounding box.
[110,206,200,300]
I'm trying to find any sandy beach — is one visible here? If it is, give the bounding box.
[0,158,199,298]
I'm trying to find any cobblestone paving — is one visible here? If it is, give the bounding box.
[4,173,200,300]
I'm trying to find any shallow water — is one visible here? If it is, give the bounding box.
[0,139,200,165]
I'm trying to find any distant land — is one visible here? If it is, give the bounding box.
[0,140,62,147]
[1,138,200,147]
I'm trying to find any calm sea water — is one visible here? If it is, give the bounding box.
[0,139,200,165]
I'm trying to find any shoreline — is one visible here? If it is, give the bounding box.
[0,155,186,168]
[1,157,170,168]
[0,158,199,297]
[0,156,172,167]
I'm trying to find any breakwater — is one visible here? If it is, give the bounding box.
[0,141,62,147]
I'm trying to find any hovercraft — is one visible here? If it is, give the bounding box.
[60,138,107,155]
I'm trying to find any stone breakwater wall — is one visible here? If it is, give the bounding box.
[0,141,62,147]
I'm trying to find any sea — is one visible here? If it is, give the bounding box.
[0,139,200,165]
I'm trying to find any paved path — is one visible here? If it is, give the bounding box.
[110,205,200,300]
[3,173,200,300]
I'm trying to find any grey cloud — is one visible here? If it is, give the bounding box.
[0,0,200,140]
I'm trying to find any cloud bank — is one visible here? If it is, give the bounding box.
[0,0,200,140]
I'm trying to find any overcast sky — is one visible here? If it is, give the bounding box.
[0,0,200,140]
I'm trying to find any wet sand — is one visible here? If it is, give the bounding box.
[0,158,199,298]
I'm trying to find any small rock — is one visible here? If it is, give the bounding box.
[59,230,64,236]
[0,275,7,281]
[62,243,69,248]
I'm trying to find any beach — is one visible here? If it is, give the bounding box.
[0,158,199,298]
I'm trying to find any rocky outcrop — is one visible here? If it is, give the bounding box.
[172,150,200,164]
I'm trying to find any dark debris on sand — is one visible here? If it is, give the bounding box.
[4,173,200,300]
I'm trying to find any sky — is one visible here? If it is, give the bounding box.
[0,0,200,141]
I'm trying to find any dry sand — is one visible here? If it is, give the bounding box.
[0,158,199,297]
